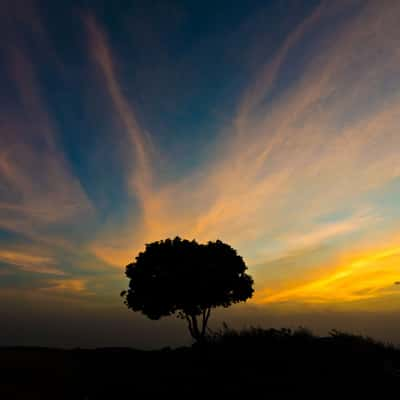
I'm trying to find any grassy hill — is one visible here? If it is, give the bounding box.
[1,327,399,398]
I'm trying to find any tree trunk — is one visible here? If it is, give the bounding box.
[191,315,201,341]
[186,309,211,343]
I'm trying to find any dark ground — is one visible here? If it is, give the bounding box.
[1,327,399,398]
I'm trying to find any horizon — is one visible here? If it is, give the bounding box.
[1,0,400,348]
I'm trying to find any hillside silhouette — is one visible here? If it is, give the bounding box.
[1,326,399,398]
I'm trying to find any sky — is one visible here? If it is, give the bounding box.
[1,0,400,348]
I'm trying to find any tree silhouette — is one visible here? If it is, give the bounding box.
[121,237,254,342]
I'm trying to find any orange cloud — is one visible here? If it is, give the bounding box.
[254,242,400,306]
[40,278,90,294]
[89,0,400,319]
[0,250,64,275]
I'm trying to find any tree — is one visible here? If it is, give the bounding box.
[121,237,254,342]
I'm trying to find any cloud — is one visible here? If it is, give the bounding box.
[250,208,380,265]
[88,1,400,310]
[0,4,98,295]
[85,16,154,210]
[182,0,400,247]
[40,278,89,293]
[0,249,64,275]
[0,34,93,243]
[254,242,400,306]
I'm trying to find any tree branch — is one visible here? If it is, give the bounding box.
[185,315,194,339]
[191,314,200,341]
[205,308,211,326]
[201,307,212,337]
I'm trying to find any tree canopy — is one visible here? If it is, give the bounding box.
[121,237,254,341]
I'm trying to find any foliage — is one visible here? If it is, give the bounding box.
[121,237,254,341]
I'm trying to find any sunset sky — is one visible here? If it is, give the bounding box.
[1,0,400,348]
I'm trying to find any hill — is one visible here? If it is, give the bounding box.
[1,327,399,398]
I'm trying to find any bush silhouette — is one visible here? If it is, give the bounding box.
[121,237,254,342]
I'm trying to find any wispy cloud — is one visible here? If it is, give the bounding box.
[40,278,89,293]
[0,4,97,293]
[86,1,400,310]
[251,208,380,265]
[85,16,154,213]
[255,241,400,306]
[0,51,93,238]
[0,249,64,275]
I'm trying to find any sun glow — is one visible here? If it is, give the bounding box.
[255,244,400,306]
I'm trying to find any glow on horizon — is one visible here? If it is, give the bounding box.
[254,243,400,306]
